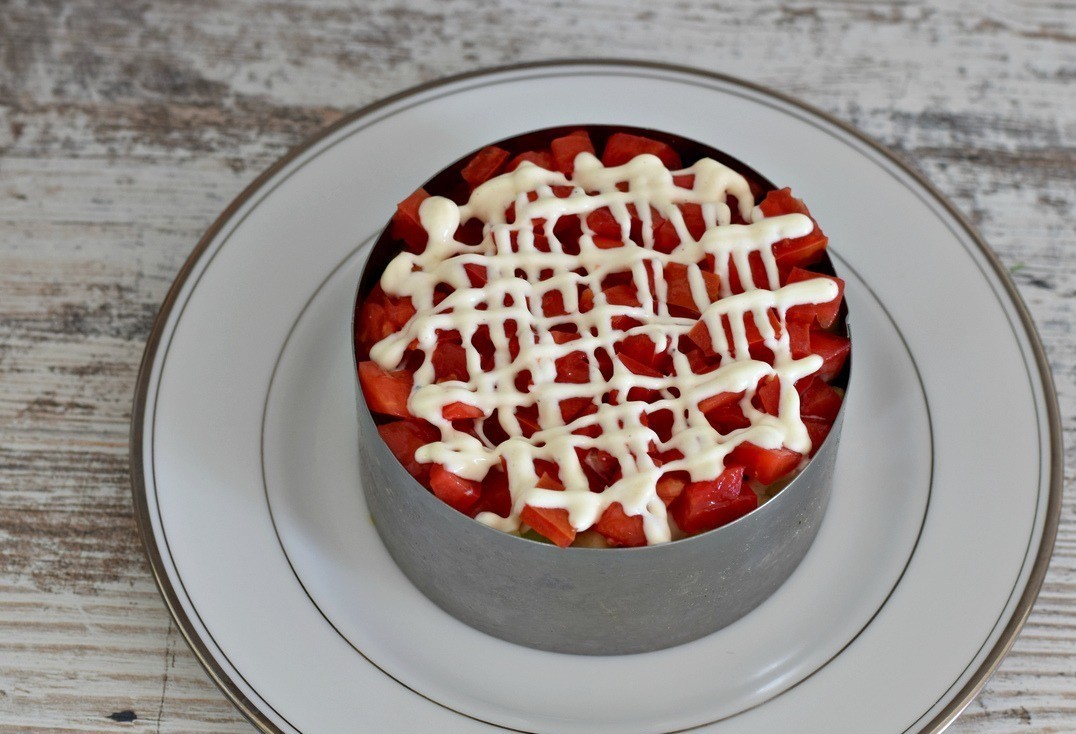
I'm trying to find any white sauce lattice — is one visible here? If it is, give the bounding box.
[371,152,837,543]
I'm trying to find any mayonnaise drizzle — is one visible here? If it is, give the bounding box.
[370,152,838,544]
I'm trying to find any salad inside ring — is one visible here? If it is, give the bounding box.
[355,128,849,548]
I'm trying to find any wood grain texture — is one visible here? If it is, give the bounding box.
[0,0,1072,731]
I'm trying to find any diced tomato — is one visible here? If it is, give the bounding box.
[725,251,772,293]
[788,320,811,358]
[614,334,656,365]
[579,287,594,312]
[550,328,581,344]
[429,464,482,513]
[521,505,576,547]
[645,408,675,442]
[358,361,413,418]
[354,299,386,357]
[698,389,742,415]
[555,350,590,383]
[721,310,781,359]
[471,468,512,518]
[602,132,682,170]
[507,150,554,171]
[536,472,565,491]
[463,262,488,286]
[355,285,416,356]
[686,347,721,375]
[455,218,485,246]
[560,396,595,423]
[376,420,438,483]
[432,341,468,382]
[726,443,802,484]
[755,375,782,416]
[513,404,540,437]
[586,207,621,238]
[759,188,828,273]
[389,187,430,253]
[593,235,623,249]
[541,289,566,317]
[628,204,664,245]
[669,466,754,535]
[442,401,484,420]
[594,503,646,547]
[575,447,620,491]
[663,262,720,316]
[461,145,510,188]
[679,203,707,240]
[687,319,716,356]
[804,417,833,455]
[550,130,595,177]
[653,218,682,253]
[786,268,845,328]
[706,402,751,434]
[809,330,851,381]
[603,284,640,308]
[618,352,662,378]
[798,376,843,422]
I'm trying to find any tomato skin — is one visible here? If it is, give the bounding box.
[602,132,683,170]
[429,464,482,513]
[521,505,576,547]
[594,503,646,547]
[550,130,595,177]
[669,466,754,535]
[376,420,438,484]
[358,361,413,418]
[726,443,802,484]
[461,145,510,187]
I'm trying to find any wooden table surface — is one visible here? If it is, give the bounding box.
[1,1,1073,731]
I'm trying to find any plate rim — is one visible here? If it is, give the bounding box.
[129,57,1063,734]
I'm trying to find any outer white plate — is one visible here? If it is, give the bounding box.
[132,61,1061,734]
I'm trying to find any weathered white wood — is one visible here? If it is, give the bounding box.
[0,0,1072,730]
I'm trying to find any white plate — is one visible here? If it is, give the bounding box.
[132,61,1061,734]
